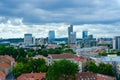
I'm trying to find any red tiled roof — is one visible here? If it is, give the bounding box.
[49,53,76,59]
[77,72,97,80]
[75,56,87,62]
[17,73,46,80]
[0,71,6,78]
[4,55,14,61]
[0,61,11,68]
[0,55,14,61]
[97,74,115,80]
[77,72,115,80]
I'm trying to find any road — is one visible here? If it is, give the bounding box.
[6,73,16,80]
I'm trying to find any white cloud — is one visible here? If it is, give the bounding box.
[0,17,119,39]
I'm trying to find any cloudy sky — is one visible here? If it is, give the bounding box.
[0,0,120,38]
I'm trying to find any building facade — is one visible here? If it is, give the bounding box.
[82,30,88,39]
[48,31,55,43]
[68,25,76,44]
[113,36,120,50]
[24,34,33,46]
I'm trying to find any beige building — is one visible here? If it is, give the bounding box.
[47,53,88,72]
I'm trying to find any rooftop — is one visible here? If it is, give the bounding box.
[49,53,76,59]
[0,61,10,68]
[17,73,46,80]
[77,72,115,80]
[75,56,87,62]
[0,71,6,79]
[0,55,14,61]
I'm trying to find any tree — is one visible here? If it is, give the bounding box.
[28,58,47,72]
[98,63,114,76]
[13,63,25,77]
[88,61,98,73]
[46,59,79,80]
[87,62,114,76]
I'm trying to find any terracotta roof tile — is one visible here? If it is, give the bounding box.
[0,55,14,61]
[0,71,6,78]
[17,73,46,80]
[4,55,14,61]
[75,56,87,62]
[49,53,76,59]
[0,61,10,68]
[77,72,115,80]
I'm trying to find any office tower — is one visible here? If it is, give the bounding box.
[88,34,93,39]
[48,31,55,43]
[24,34,33,46]
[70,32,76,44]
[82,30,88,39]
[32,37,36,45]
[113,36,120,50]
[68,25,73,44]
[68,25,76,44]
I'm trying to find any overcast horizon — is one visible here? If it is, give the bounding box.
[0,0,120,38]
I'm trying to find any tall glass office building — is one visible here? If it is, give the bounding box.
[82,30,88,39]
[48,31,55,43]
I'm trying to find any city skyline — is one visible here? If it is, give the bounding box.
[0,0,120,38]
[0,23,119,39]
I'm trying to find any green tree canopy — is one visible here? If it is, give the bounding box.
[46,59,79,80]
[88,61,98,73]
[88,61,114,76]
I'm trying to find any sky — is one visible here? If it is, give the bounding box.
[0,0,120,38]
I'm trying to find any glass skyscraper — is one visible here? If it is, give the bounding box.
[48,30,55,43]
[68,25,76,44]
[82,30,88,39]
[24,33,33,46]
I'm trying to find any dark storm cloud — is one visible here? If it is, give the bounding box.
[0,0,120,24]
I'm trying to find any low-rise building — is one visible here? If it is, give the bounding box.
[32,55,47,63]
[0,71,6,80]
[17,73,46,80]
[77,72,115,80]
[47,53,76,65]
[47,53,88,72]
[0,55,16,75]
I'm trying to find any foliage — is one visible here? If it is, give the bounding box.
[46,59,79,80]
[13,58,47,77]
[88,61,114,76]
[98,63,114,76]
[88,62,98,73]
[13,63,26,77]
[99,50,120,56]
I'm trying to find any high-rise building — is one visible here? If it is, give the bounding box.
[24,34,33,46]
[113,36,120,50]
[70,32,76,44]
[68,25,76,44]
[48,31,55,43]
[82,30,88,39]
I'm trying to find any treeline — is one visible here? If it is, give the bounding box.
[0,45,76,77]
[0,45,75,63]
[13,58,48,77]
[99,51,120,56]
[88,62,114,76]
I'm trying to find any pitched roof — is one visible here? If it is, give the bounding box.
[33,55,47,60]
[0,55,14,61]
[49,53,76,59]
[77,72,115,80]
[17,73,46,80]
[4,55,14,61]
[97,74,115,80]
[0,61,11,68]
[0,71,6,79]
[75,56,87,62]
[77,72,97,80]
